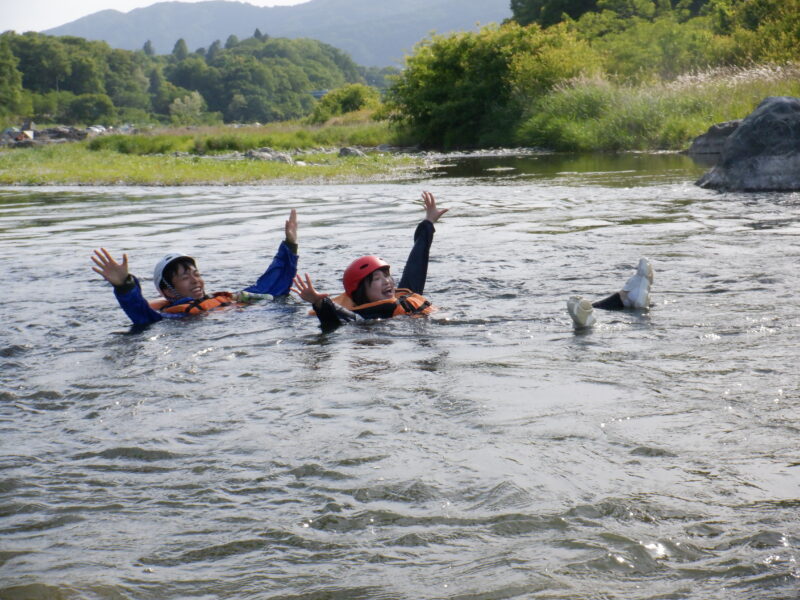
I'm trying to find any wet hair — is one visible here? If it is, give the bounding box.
[160,257,197,291]
[351,266,391,306]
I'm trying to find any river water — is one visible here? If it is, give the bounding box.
[1,153,799,599]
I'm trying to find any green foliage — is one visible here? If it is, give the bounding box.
[387,22,599,147]
[82,118,396,159]
[588,15,729,81]
[511,0,599,27]
[0,37,24,117]
[65,93,115,125]
[88,133,194,154]
[2,30,364,127]
[306,84,381,124]
[172,39,189,61]
[8,33,72,94]
[169,91,221,126]
[360,65,400,90]
[515,64,800,150]
[723,0,800,62]
[0,141,421,186]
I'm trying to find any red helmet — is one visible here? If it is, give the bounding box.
[342,255,390,296]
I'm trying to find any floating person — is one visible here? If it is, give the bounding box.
[292,191,447,330]
[567,258,653,329]
[91,209,299,326]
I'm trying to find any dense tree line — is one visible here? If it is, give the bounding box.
[0,29,396,126]
[387,0,799,147]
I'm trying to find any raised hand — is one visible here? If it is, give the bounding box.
[291,273,327,308]
[285,208,298,246]
[91,248,129,286]
[422,190,448,223]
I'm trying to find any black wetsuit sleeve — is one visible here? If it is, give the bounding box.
[397,219,435,294]
[314,297,363,331]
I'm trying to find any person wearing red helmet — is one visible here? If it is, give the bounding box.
[293,191,447,330]
[91,209,299,326]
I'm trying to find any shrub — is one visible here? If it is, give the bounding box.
[387,22,599,148]
[306,84,381,125]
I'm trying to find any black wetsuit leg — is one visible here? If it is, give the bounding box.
[592,293,625,311]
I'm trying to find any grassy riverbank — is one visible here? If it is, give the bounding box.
[0,144,424,186]
[3,63,798,186]
[0,116,426,186]
[515,64,800,151]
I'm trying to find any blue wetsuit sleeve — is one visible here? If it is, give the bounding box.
[114,276,164,326]
[243,240,298,296]
[397,220,435,294]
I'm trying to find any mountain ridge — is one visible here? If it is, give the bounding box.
[43,0,511,67]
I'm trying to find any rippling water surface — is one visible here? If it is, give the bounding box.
[1,154,799,600]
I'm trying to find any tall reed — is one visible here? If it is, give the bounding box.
[515,63,800,151]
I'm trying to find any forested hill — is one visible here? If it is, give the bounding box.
[43,0,511,67]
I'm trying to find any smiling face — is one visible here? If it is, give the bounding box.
[167,262,206,300]
[362,267,395,303]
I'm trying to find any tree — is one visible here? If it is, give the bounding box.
[172,38,189,61]
[511,0,599,27]
[65,53,105,95]
[206,40,222,63]
[253,28,264,40]
[169,91,206,124]
[66,93,115,124]
[10,33,72,93]
[0,36,24,116]
[307,83,381,124]
[143,40,155,56]
[387,23,598,147]
[225,35,240,49]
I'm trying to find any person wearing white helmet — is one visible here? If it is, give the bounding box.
[91,209,299,326]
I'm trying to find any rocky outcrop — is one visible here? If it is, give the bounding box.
[687,120,741,157]
[696,96,800,191]
[245,148,294,163]
[338,146,366,157]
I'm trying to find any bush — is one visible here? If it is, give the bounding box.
[65,93,115,125]
[306,84,381,124]
[87,134,193,154]
[386,22,599,148]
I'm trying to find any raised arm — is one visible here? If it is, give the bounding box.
[397,191,447,294]
[244,208,299,296]
[92,248,163,326]
[422,190,448,224]
[285,208,297,249]
[91,248,129,286]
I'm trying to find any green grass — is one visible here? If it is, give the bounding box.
[0,143,423,186]
[515,63,800,151]
[87,117,397,156]
[0,113,424,185]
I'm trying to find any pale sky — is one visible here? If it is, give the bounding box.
[1,0,309,34]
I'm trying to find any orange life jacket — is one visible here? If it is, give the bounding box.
[149,292,235,315]
[331,288,434,318]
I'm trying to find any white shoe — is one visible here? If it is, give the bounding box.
[567,296,596,328]
[621,258,653,308]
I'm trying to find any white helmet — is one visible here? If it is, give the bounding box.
[153,252,195,296]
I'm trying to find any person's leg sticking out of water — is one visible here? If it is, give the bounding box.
[567,258,653,329]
